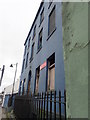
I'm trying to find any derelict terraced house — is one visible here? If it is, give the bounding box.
[17,1,88,119]
[19,2,65,98]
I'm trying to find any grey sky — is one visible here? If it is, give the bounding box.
[0,0,41,92]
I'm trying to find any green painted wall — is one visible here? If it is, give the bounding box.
[62,2,88,118]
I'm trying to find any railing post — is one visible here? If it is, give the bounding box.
[31,92,32,97]
[44,93,46,119]
[50,91,52,120]
[31,92,33,116]
[35,95,36,113]
[41,92,43,119]
[59,91,61,120]
[54,91,56,120]
[37,93,39,116]
[39,93,41,118]
[46,92,48,120]
[64,90,66,120]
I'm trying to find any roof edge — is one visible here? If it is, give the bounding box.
[24,1,44,46]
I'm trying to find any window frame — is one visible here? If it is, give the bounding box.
[40,8,44,25]
[22,78,26,95]
[30,43,35,62]
[24,45,27,56]
[27,70,32,95]
[37,28,43,52]
[25,52,29,68]
[48,5,56,36]
[19,81,22,95]
[28,37,31,49]
[33,25,36,40]
[46,53,55,92]
[22,59,25,73]
[48,0,53,9]
[34,66,40,94]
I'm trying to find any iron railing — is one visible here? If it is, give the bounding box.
[14,90,66,119]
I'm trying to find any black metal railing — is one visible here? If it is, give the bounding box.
[14,90,66,119]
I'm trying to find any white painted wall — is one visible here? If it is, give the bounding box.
[2,79,19,107]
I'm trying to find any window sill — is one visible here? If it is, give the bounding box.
[47,27,56,41]
[36,46,42,54]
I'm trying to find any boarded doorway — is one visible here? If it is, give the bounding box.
[27,70,31,95]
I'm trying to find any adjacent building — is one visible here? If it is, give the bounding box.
[2,79,19,108]
[62,2,88,118]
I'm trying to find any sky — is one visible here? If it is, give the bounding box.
[0,0,41,92]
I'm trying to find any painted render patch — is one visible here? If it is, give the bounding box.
[62,2,88,118]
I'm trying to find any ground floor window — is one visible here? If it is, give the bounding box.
[19,81,22,95]
[35,66,40,94]
[22,79,26,95]
[27,71,31,95]
[48,53,55,91]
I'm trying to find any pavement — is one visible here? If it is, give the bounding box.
[0,105,2,120]
[0,105,6,120]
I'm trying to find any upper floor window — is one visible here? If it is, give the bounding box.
[24,45,27,56]
[48,6,55,36]
[30,43,34,61]
[48,0,53,8]
[38,28,43,51]
[28,38,31,48]
[40,8,44,24]
[22,59,25,73]
[25,52,29,68]
[33,25,36,39]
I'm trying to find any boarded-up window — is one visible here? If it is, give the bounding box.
[24,45,27,56]
[30,43,34,61]
[22,79,26,95]
[48,53,55,91]
[49,6,55,35]
[20,81,23,95]
[33,25,36,39]
[38,28,43,51]
[27,71,31,95]
[35,67,40,94]
[40,8,44,24]
[25,52,29,68]
[49,0,53,8]
[19,81,22,95]
[28,38,30,48]
[22,59,25,73]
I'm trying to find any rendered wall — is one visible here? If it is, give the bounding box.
[62,2,88,118]
[20,2,65,95]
